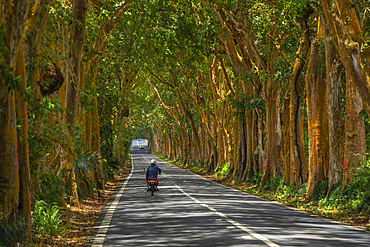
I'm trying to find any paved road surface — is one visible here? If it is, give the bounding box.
[88,151,370,246]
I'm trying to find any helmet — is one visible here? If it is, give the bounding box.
[151,159,157,163]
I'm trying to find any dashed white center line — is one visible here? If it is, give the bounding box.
[164,174,280,247]
[242,235,253,239]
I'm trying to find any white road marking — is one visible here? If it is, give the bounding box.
[91,157,134,247]
[242,235,252,239]
[164,174,281,247]
[103,154,280,247]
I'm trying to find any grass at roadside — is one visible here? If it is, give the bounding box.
[155,153,370,232]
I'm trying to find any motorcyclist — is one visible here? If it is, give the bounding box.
[146,159,162,191]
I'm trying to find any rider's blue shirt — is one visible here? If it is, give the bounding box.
[146,163,162,180]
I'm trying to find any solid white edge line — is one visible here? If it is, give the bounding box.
[90,155,134,247]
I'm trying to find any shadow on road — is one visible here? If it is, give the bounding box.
[87,153,370,247]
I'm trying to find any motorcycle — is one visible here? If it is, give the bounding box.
[147,176,158,196]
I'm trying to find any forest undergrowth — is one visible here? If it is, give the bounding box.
[35,162,131,246]
[156,153,370,232]
[0,162,132,247]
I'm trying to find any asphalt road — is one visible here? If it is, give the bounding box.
[131,139,148,154]
[89,149,370,246]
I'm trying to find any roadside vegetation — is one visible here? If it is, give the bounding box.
[0,164,131,247]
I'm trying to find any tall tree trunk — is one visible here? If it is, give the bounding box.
[238,116,247,179]
[67,0,87,132]
[25,4,44,196]
[290,39,309,187]
[15,45,31,236]
[0,82,18,222]
[231,115,239,177]
[342,78,366,188]
[246,103,253,177]
[321,0,370,115]
[87,59,105,191]
[201,126,207,166]
[0,0,30,222]
[163,133,168,158]
[306,39,329,196]
[252,109,260,178]
[92,94,105,190]
[323,20,345,191]
[282,92,291,184]
[65,0,88,207]
[242,82,254,181]
[261,77,282,186]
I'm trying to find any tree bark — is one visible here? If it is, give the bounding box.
[290,40,309,187]
[282,92,291,184]
[25,0,51,198]
[323,19,345,191]
[66,0,88,207]
[238,116,247,179]
[342,78,366,188]
[0,82,18,221]
[261,77,282,186]
[0,0,30,222]
[242,82,254,181]
[306,39,329,196]
[66,0,87,133]
[15,45,31,236]
[321,0,370,115]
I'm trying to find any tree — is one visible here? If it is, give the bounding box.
[306,37,329,196]
[0,0,30,224]
[321,0,370,114]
